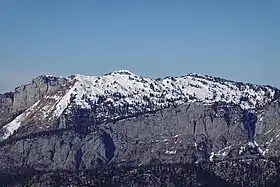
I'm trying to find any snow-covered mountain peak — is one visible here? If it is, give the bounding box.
[1,70,279,140]
[104,69,136,77]
[3,71,279,113]
[42,71,279,117]
[17,71,280,114]
[186,72,206,77]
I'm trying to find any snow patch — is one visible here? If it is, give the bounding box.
[239,146,246,155]
[163,139,169,142]
[209,146,232,161]
[248,141,265,156]
[209,152,215,161]
[165,150,177,154]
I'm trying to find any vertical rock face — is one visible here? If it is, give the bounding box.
[11,76,69,110]
[0,71,280,186]
[0,102,269,170]
[255,99,280,157]
[243,110,257,141]
[0,100,280,186]
[0,93,14,126]
[0,76,70,128]
[0,76,68,112]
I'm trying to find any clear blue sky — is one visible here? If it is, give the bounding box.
[0,0,279,92]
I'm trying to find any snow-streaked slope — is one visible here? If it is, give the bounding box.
[1,70,278,140]
[2,101,41,139]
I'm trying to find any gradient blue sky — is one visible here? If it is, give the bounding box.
[0,0,279,92]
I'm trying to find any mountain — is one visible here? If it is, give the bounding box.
[0,70,280,186]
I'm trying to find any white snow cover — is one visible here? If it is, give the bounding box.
[49,70,276,116]
[248,141,265,156]
[165,150,177,154]
[209,152,215,161]
[209,145,232,161]
[239,146,246,154]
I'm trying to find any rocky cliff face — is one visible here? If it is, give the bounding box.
[0,75,70,129]
[0,70,280,186]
